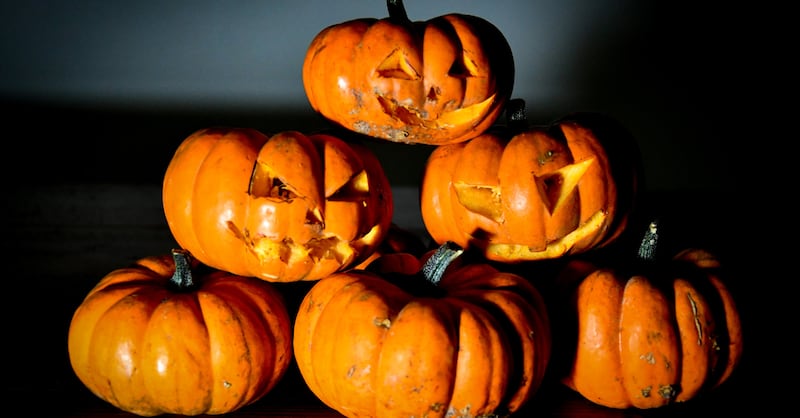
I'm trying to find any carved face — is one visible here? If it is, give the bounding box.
[420,114,640,262]
[302,3,514,145]
[162,128,394,282]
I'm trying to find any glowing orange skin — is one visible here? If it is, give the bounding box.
[558,249,744,409]
[302,1,514,145]
[420,114,640,262]
[162,128,393,282]
[294,261,551,418]
[67,251,293,416]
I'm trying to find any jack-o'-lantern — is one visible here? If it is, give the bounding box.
[302,0,515,145]
[420,99,642,262]
[162,127,393,282]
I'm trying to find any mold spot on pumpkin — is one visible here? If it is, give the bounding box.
[658,385,677,400]
[374,317,391,328]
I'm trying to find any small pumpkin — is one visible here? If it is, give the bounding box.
[67,249,293,416]
[553,221,744,409]
[420,99,642,262]
[302,0,515,145]
[162,127,393,282]
[294,242,551,418]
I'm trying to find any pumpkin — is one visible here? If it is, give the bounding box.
[294,242,551,418]
[420,99,642,262]
[302,0,515,145]
[553,221,744,409]
[67,249,293,416]
[162,127,393,282]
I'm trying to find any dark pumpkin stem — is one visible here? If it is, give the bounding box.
[387,0,410,23]
[637,220,660,262]
[421,241,464,285]
[505,98,529,132]
[169,248,196,291]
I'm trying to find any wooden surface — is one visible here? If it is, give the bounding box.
[3,183,768,417]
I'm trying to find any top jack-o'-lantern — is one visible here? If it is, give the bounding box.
[302,0,515,145]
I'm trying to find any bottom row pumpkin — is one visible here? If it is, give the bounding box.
[67,224,743,416]
[294,242,552,418]
[552,221,743,409]
[67,249,293,416]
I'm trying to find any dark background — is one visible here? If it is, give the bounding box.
[1,0,776,415]
[1,0,756,191]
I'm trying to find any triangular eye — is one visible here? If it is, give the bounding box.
[328,170,370,201]
[449,51,480,78]
[534,158,594,213]
[377,48,420,80]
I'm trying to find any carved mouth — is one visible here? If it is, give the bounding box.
[484,210,607,261]
[376,93,496,128]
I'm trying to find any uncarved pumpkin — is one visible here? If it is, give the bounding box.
[294,242,551,418]
[162,127,393,282]
[553,221,744,409]
[420,99,642,262]
[67,249,293,416]
[303,0,515,145]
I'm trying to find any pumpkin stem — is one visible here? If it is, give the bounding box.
[387,0,410,23]
[169,248,196,291]
[637,219,660,262]
[505,98,529,131]
[421,241,464,285]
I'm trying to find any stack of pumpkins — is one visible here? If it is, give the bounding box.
[67,1,743,417]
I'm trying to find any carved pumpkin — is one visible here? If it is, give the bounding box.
[302,0,515,145]
[420,99,641,262]
[162,127,393,282]
[553,221,744,409]
[67,249,293,416]
[294,242,551,418]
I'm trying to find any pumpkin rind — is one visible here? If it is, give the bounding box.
[302,0,515,145]
[162,127,393,282]
[67,250,293,416]
[555,248,743,409]
[294,249,551,417]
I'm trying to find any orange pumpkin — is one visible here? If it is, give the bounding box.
[162,127,393,282]
[67,249,293,416]
[302,0,515,145]
[420,99,641,262]
[553,221,744,409]
[294,242,551,418]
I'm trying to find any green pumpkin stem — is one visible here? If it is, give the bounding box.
[387,0,410,23]
[421,241,464,285]
[637,220,660,262]
[169,248,196,291]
